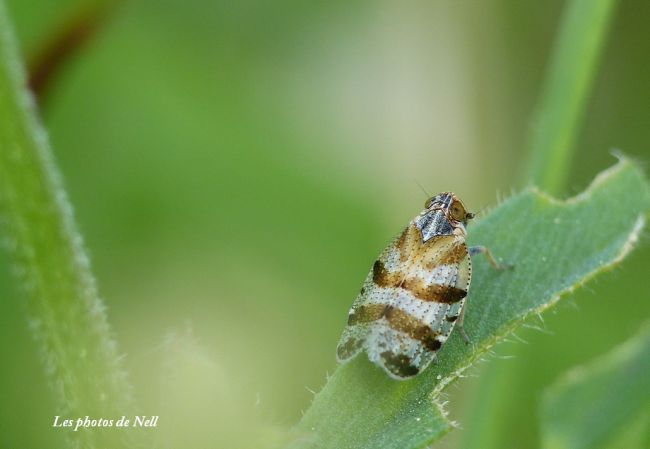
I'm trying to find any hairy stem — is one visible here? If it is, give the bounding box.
[0,3,137,448]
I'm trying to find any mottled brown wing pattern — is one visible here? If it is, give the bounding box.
[336,192,474,379]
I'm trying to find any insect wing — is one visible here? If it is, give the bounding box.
[337,222,472,379]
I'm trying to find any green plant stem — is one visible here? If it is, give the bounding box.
[524,0,618,195]
[0,3,137,448]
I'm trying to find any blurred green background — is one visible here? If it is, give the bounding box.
[0,1,648,448]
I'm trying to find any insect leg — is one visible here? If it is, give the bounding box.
[456,304,470,344]
[469,246,513,270]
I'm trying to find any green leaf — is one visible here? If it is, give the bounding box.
[541,322,650,449]
[524,0,618,194]
[285,157,649,449]
[466,1,620,446]
[0,3,139,448]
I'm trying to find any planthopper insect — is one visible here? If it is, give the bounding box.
[336,192,510,380]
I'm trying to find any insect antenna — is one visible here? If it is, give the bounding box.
[414,179,431,198]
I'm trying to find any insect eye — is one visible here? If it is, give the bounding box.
[450,201,466,221]
[424,196,435,208]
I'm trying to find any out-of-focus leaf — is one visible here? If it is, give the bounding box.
[524,0,618,194]
[541,323,650,449]
[284,157,649,449]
